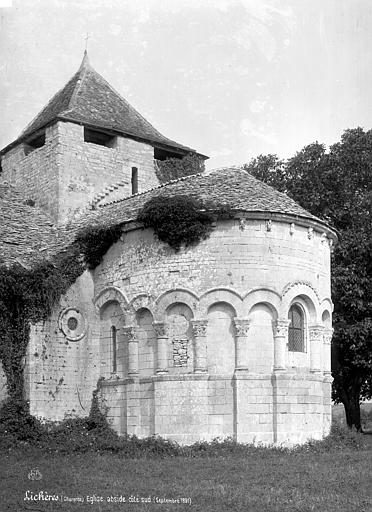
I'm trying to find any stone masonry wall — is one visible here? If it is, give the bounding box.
[1,121,160,224]
[1,124,60,219]
[95,218,331,309]
[57,122,159,223]
[88,218,333,445]
[21,217,333,444]
[24,271,101,421]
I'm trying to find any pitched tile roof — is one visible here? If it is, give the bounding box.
[2,52,198,156]
[0,167,336,268]
[74,167,333,233]
[0,182,62,267]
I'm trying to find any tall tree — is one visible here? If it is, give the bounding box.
[244,128,372,430]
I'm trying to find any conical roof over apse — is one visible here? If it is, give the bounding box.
[1,52,201,156]
[73,166,338,243]
[0,167,338,268]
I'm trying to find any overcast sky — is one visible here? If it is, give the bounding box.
[0,0,371,170]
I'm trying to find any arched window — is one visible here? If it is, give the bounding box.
[111,325,117,372]
[288,305,305,352]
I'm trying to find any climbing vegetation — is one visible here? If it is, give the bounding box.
[137,195,214,251]
[0,224,122,414]
[155,153,205,184]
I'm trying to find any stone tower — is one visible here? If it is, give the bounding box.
[0,52,201,224]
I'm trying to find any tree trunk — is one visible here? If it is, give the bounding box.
[343,398,362,432]
[339,379,363,432]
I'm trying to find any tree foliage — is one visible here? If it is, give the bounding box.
[244,128,372,430]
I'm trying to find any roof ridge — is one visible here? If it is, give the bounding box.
[18,71,80,140]
[75,66,187,149]
[79,50,91,71]
[2,55,202,157]
[102,80,177,145]
[63,63,88,114]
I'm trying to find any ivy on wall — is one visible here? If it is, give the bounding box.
[76,225,123,269]
[155,153,205,184]
[137,195,214,251]
[0,251,84,401]
[0,193,233,425]
[0,224,123,406]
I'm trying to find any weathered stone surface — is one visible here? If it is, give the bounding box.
[0,56,336,446]
[20,218,334,445]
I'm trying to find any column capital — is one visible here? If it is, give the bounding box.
[152,321,169,338]
[123,326,137,343]
[191,320,208,373]
[309,324,324,373]
[309,324,325,340]
[272,320,289,371]
[323,328,333,376]
[191,319,208,337]
[234,318,250,337]
[234,318,250,370]
[272,319,290,337]
[124,326,139,375]
[323,328,334,344]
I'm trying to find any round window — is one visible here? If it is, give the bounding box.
[58,308,87,341]
[67,317,78,331]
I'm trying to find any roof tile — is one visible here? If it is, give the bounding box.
[11,54,195,155]
[75,167,328,230]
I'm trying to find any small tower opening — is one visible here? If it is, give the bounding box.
[84,127,116,148]
[154,147,183,161]
[131,167,138,194]
[24,132,46,155]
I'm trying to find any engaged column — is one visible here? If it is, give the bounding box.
[272,319,290,371]
[123,326,139,376]
[191,319,208,373]
[153,321,169,374]
[234,318,251,371]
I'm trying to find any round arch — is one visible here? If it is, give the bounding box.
[93,287,129,317]
[199,287,243,317]
[128,294,155,324]
[154,288,199,321]
[243,287,280,320]
[281,282,320,323]
[320,298,333,326]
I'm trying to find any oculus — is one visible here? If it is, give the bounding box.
[59,307,87,341]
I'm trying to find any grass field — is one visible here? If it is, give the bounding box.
[1,439,371,512]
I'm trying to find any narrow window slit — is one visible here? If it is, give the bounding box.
[131,167,138,194]
[111,325,117,372]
